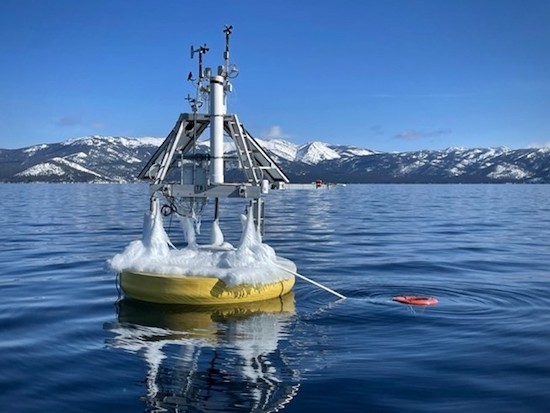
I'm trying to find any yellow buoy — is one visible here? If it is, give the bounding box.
[119,258,296,305]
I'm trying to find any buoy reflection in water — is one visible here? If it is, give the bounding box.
[106,293,299,412]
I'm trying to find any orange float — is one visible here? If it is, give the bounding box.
[392,295,438,306]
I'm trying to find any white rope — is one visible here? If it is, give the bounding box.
[275,264,347,300]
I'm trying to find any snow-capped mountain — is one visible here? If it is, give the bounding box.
[307,146,550,183]
[254,139,377,164]
[1,135,549,183]
[1,136,161,183]
[295,141,341,164]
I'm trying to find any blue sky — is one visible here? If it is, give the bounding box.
[0,0,549,151]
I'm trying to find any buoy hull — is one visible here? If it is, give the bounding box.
[120,259,296,305]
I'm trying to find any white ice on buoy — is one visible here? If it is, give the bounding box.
[109,198,171,271]
[210,218,224,246]
[179,215,198,249]
[109,200,290,287]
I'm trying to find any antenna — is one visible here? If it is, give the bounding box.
[185,94,202,112]
[223,25,232,76]
[190,44,209,80]
[188,44,209,112]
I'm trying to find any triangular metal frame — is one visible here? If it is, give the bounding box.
[137,113,209,183]
[138,112,289,186]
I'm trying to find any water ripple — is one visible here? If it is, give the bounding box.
[2,184,550,412]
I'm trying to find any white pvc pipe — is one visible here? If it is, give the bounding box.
[209,75,225,184]
[275,264,347,300]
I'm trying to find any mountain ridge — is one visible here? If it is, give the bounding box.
[1,135,549,183]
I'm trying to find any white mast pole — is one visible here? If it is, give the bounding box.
[209,73,225,184]
[209,25,233,186]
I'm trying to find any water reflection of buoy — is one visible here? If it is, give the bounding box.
[393,295,439,306]
[117,292,296,338]
[106,292,300,412]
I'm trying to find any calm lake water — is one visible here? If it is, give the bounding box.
[1,183,550,412]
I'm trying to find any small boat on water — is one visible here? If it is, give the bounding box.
[110,26,295,305]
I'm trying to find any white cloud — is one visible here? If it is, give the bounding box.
[394,128,452,140]
[263,125,289,139]
[528,141,550,148]
[55,116,105,131]
[370,125,384,136]
[395,130,421,140]
[56,116,81,127]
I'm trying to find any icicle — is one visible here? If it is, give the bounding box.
[142,197,171,256]
[180,216,197,249]
[238,208,261,250]
[190,208,202,235]
[240,213,247,229]
[210,218,224,246]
